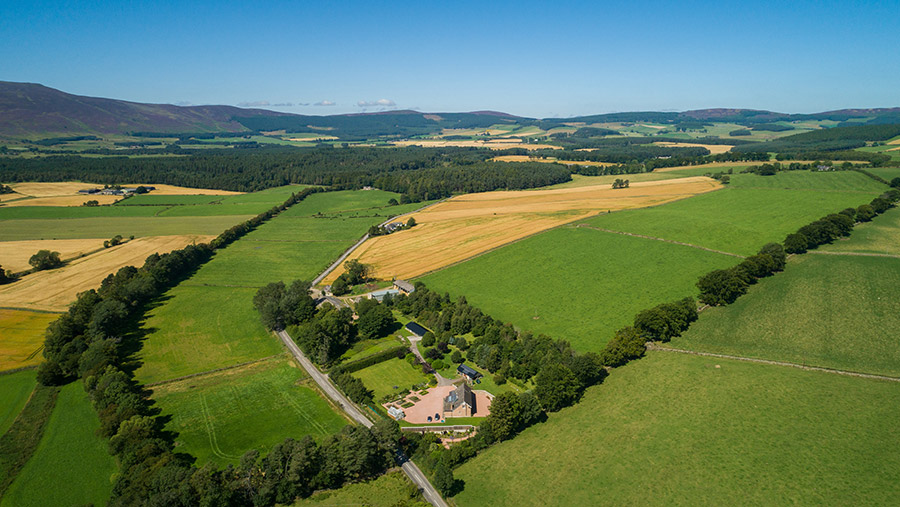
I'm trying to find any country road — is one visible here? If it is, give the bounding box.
[276,329,449,507]
[310,198,449,287]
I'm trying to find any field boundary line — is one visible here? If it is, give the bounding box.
[574,224,746,258]
[144,354,282,388]
[0,365,39,376]
[0,306,65,314]
[806,251,900,259]
[311,198,448,286]
[647,343,900,383]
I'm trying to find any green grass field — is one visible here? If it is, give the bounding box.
[726,170,887,192]
[218,184,311,204]
[134,285,281,384]
[821,205,900,256]
[0,370,36,435]
[340,336,405,363]
[584,184,880,256]
[118,194,224,206]
[453,351,900,506]
[674,254,900,377]
[154,202,276,217]
[0,215,253,240]
[351,357,430,400]
[865,167,900,181]
[282,189,402,217]
[2,381,117,507]
[152,357,347,466]
[294,470,425,506]
[0,205,165,219]
[421,227,737,351]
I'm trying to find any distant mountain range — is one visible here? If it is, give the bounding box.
[1,81,899,140]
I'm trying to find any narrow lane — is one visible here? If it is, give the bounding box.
[275,330,449,507]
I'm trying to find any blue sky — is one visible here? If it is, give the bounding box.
[2,0,898,117]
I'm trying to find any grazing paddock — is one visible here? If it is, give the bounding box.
[674,254,900,377]
[134,285,281,385]
[0,235,214,312]
[351,358,431,401]
[0,215,249,241]
[0,238,104,273]
[0,369,37,435]
[2,381,117,507]
[151,357,347,466]
[0,310,58,372]
[325,177,721,282]
[453,352,900,506]
[282,189,403,217]
[421,227,737,352]
[585,177,882,256]
[821,205,900,256]
[117,194,224,206]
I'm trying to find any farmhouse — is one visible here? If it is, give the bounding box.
[384,222,405,233]
[405,321,428,337]
[394,279,415,294]
[443,382,476,418]
[457,363,483,382]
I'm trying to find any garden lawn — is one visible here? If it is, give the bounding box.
[421,227,737,352]
[0,215,252,241]
[674,254,900,377]
[0,369,36,435]
[453,351,900,506]
[294,471,423,506]
[820,205,900,256]
[351,357,430,401]
[134,285,281,384]
[151,357,347,466]
[2,381,116,507]
[584,184,881,256]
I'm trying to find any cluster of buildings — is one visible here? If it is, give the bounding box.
[367,279,415,302]
[78,186,156,196]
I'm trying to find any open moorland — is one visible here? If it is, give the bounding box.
[326,176,721,282]
[0,234,214,312]
[0,310,57,372]
[421,227,737,351]
[452,352,900,506]
[150,357,348,466]
[674,254,900,377]
[1,381,117,507]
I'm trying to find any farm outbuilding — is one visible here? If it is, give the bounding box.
[405,321,428,337]
[457,364,483,382]
[394,280,415,294]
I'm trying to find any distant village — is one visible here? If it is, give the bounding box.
[78,185,156,196]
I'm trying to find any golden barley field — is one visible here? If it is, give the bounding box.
[653,142,734,154]
[0,309,58,371]
[0,234,214,312]
[323,176,721,282]
[0,238,107,273]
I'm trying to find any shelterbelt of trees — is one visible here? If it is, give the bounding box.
[24,186,415,506]
[0,147,573,202]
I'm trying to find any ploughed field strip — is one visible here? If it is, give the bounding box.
[0,234,214,312]
[325,176,722,282]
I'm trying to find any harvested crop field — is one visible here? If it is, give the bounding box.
[0,195,122,207]
[0,309,58,371]
[9,181,242,197]
[0,234,214,311]
[324,177,721,282]
[653,141,734,154]
[0,238,105,273]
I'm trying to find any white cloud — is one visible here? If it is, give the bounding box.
[237,100,270,107]
[314,100,336,106]
[271,102,294,107]
[357,99,396,107]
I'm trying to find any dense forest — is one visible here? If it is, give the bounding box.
[0,147,570,200]
[733,123,900,157]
